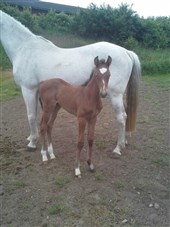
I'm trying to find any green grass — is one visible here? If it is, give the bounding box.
[140,153,150,161]
[142,73,170,90]
[95,138,107,150]
[135,48,170,75]
[153,154,169,166]
[49,204,66,215]
[55,176,68,187]
[0,71,21,100]
[95,172,103,181]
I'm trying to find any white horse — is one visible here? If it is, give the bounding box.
[0,10,141,155]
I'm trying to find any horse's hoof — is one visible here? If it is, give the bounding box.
[113,148,121,156]
[27,142,36,149]
[75,168,81,178]
[42,157,48,162]
[89,163,95,172]
[50,154,56,160]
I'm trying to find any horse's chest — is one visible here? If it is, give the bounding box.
[79,100,102,119]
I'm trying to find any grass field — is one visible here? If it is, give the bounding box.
[0,71,21,100]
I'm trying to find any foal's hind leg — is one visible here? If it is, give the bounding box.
[47,104,61,160]
[87,117,97,172]
[75,117,86,177]
[40,109,52,162]
[110,94,127,155]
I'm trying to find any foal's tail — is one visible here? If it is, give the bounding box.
[126,51,141,132]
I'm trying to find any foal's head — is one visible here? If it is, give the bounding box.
[93,55,112,98]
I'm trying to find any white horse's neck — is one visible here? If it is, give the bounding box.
[0,10,35,63]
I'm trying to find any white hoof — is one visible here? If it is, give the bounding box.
[89,163,95,171]
[42,156,48,162]
[75,168,81,178]
[113,147,121,155]
[27,135,31,142]
[27,141,36,149]
[50,153,56,160]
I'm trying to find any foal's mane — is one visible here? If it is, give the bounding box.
[81,58,106,87]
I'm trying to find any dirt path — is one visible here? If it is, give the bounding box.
[0,80,169,227]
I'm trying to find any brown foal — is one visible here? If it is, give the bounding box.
[39,56,112,177]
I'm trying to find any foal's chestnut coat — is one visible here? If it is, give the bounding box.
[39,56,112,177]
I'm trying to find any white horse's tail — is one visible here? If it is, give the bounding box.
[126,51,141,132]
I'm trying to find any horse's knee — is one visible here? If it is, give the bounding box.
[28,113,37,126]
[77,141,84,150]
[116,112,127,127]
[40,123,47,137]
[88,139,93,148]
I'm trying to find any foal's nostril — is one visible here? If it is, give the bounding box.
[100,92,107,98]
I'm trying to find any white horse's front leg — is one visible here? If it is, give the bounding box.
[110,94,127,155]
[22,87,39,149]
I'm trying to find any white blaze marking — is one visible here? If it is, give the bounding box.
[99,67,107,74]
[102,79,106,91]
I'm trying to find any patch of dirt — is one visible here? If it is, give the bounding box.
[0,80,169,227]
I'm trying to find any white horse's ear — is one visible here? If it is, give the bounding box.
[106,56,112,66]
[94,56,99,66]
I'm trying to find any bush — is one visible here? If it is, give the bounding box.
[0,43,12,70]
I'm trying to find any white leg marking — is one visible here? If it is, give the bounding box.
[41,149,48,162]
[113,146,122,155]
[48,144,55,160]
[89,163,94,171]
[75,167,81,177]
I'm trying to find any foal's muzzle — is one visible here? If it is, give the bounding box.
[100,91,107,98]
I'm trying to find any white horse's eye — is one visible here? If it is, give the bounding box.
[99,68,107,74]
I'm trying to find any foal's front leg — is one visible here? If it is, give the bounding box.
[87,117,97,172]
[75,117,86,177]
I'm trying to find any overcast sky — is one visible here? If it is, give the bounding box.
[41,0,170,18]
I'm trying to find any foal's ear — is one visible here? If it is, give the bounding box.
[106,56,112,66]
[94,56,99,67]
